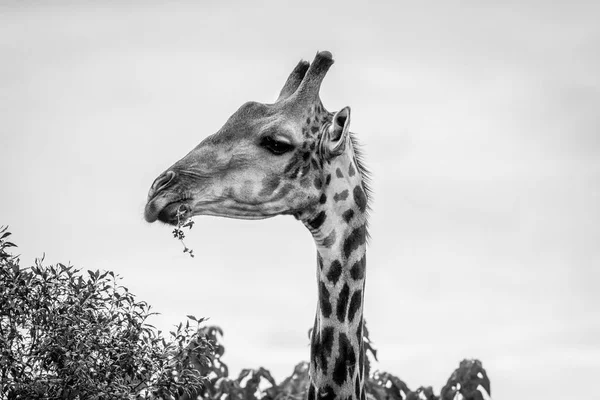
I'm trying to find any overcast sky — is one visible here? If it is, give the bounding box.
[1,1,599,398]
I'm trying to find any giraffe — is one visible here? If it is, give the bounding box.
[144,51,370,400]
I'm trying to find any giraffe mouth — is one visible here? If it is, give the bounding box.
[144,197,190,225]
[158,201,191,225]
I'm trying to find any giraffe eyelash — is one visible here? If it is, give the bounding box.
[260,136,295,155]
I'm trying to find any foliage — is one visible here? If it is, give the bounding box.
[0,227,490,400]
[173,208,195,258]
[0,226,208,399]
[439,359,491,400]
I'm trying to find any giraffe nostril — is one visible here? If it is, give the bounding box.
[150,170,176,196]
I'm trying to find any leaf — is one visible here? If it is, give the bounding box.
[187,315,197,322]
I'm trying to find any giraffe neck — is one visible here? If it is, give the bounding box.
[303,153,368,400]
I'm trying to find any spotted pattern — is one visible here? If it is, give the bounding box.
[326,260,343,284]
[348,290,362,323]
[342,209,355,223]
[336,284,350,322]
[314,176,323,189]
[320,385,336,400]
[308,385,316,400]
[332,332,356,385]
[322,230,337,248]
[343,225,366,260]
[309,211,327,230]
[353,185,367,213]
[312,326,335,374]
[268,102,367,399]
[350,255,365,280]
[333,190,349,202]
[310,157,368,398]
[319,282,332,318]
[348,163,356,177]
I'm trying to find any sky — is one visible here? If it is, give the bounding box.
[1,1,599,398]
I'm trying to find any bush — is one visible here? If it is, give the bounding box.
[0,226,209,399]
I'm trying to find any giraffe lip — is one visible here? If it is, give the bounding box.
[158,201,190,225]
[144,197,190,225]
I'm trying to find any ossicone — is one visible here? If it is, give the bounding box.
[276,51,335,105]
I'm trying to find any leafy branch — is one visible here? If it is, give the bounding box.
[172,207,195,258]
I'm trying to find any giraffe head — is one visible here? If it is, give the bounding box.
[144,51,367,230]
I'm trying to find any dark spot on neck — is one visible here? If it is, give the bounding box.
[356,317,363,345]
[336,283,350,322]
[353,186,367,213]
[319,385,336,400]
[350,255,365,280]
[348,289,362,323]
[308,385,316,400]
[318,326,334,375]
[319,193,327,204]
[336,168,344,178]
[358,339,365,382]
[319,282,332,318]
[348,163,356,177]
[311,323,319,370]
[325,174,332,185]
[343,225,366,260]
[326,260,343,284]
[332,332,356,385]
[343,209,355,223]
[334,189,349,202]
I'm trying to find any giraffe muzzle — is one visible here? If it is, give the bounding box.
[144,197,190,224]
[145,170,191,224]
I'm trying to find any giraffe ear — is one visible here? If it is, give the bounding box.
[325,107,351,157]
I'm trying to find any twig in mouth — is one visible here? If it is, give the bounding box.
[172,206,195,258]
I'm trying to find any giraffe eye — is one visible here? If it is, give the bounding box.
[260,136,295,155]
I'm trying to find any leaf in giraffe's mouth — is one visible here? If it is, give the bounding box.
[157,201,190,225]
[171,204,195,258]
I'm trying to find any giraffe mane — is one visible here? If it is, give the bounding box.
[350,132,372,242]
